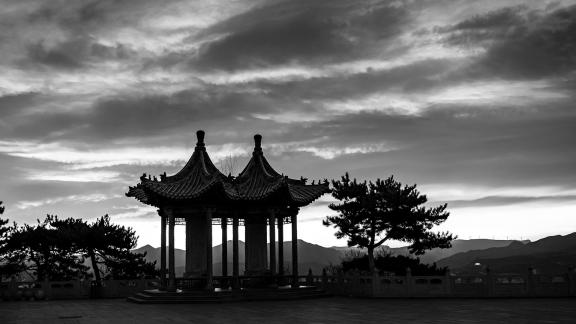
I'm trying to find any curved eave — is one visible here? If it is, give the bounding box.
[126,184,150,204]
[136,175,228,201]
[229,177,330,206]
[287,182,331,206]
[127,177,330,207]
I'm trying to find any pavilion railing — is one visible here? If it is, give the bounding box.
[314,270,576,298]
[2,270,575,301]
[0,278,159,301]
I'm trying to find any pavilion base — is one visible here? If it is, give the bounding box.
[126,286,330,304]
[242,271,277,289]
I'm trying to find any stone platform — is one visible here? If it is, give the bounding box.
[127,286,330,304]
[3,297,576,323]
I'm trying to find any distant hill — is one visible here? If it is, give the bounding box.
[436,233,576,274]
[134,238,530,275]
[332,239,526,264]
[133,239,342,276]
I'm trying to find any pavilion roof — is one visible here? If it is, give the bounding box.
[126,130,228,204]
[126,131,329,207]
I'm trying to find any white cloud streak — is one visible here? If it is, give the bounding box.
[15,193,119,209]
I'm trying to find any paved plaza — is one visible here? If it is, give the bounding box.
[1,297,576,323]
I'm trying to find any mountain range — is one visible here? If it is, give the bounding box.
[436,232,576,274]
[135,234,576,275]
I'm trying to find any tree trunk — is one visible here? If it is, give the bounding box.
[367,247,375,275]
[37,261,45,281]
[89,250,102,286]
[40,250,50,281]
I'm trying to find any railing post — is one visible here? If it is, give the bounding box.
[406,267,413,298]
[371,271,380,297]
[44,278,52,300]
[306,268,313,286]
[527,267,535,297]
[443,271,452,295]
[569,267,576,296]
[485,267,494,297]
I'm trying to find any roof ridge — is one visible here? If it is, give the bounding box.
[127,131,330,207]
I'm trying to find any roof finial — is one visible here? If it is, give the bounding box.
[254,134,262,152]
[196,130,205,147]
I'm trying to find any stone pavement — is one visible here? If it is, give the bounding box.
[1,297,576,324]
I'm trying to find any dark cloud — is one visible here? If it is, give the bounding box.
[443,4,576,79]
[0,169,121,217]
[251,58,454,101]
[0,92,42,118]
[1,0,576,236]
[22,37,135,70]
[0,0,171,72]
[1,84,319,144]
[276,100,576,188]
[192,0,411,71]
[27,0,179,35]
[25,42,83,69]
[441,5,531,46]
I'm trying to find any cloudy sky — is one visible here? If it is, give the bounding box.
[1,0,575,249]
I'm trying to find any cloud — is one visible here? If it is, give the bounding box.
[0,92,42,119]
[253,138,398,160]
[22,37,135,70]
[26,170,121,183]
[15,193,118,210]
[441,195,576,208]
[0,140,249,169]
[190,0,412,71]
[108,205,157,220]
[1,0,576,243]
[441,4,576,79]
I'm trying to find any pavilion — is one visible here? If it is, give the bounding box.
[126,130,329,292]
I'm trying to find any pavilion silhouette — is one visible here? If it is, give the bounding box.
[126,130,329,302]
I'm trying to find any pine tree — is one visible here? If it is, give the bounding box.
[6,215,88,281]
[50,215,157,283]
[0,202,19,280]
[324,173,455,274]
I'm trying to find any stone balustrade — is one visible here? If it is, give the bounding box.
[2,270,575,301]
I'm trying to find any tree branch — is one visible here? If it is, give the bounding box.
[374,236,389,248]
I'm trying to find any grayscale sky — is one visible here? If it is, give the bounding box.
[1,0,575,248]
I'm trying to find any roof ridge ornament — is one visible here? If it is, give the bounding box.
[196,130,206,150]
[253,134,263,154]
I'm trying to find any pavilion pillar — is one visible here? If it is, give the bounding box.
[160,211,167,291]
[291,213,298,288]
[278,215,284,278]
[186,213,208,280]
[268,210,276,276]
[232,212,240,289]
[184,216,193,277]
[206,209,213,291]
[167,210,176,292]
[221,217,228,276]
[245,215,268,274]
